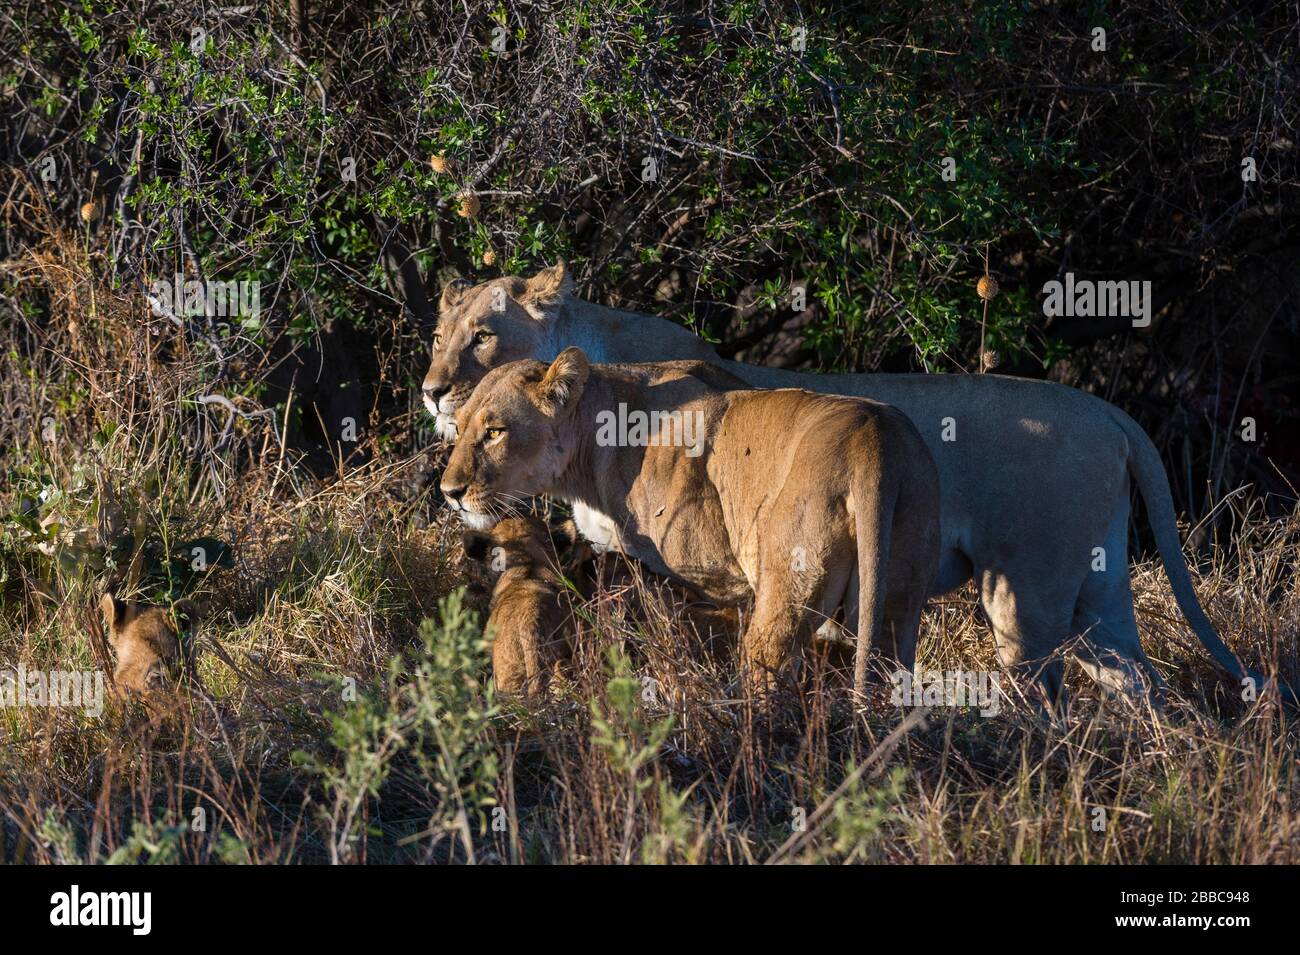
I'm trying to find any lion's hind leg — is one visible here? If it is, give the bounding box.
[1062,496,1164,707]
[978,568,1075,709]
[741,551,840,698]
[1072,556,1164,707]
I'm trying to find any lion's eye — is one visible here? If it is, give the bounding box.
[472,330,494,346]
[432,332,442,350]
[485,427,506,442]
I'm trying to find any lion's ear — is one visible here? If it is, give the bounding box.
[100,591,126,630]
[440,276,473,313]
[551,518,596,570]
[462,529,492,562]
[172,599,199,631]
[550,518,580,552]
[100,591,128,649]
[519,261,572,322]
[536,347,588,413]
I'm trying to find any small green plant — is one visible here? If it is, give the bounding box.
[589,645,680,862]
[37,812,187,864]
[299,589,499,862]
[825,765,908,864]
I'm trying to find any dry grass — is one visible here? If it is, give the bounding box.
[1,230,1298,865]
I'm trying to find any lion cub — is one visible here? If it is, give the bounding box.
[462,516,576,699]
[99,592,197,694]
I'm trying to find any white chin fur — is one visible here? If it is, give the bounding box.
[423,395,459,440]
[457,510,496,531]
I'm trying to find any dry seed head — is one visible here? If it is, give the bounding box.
[977,274,999,300]
[482,249,497,266]
[429,154,450,174]
[457,193,481,218]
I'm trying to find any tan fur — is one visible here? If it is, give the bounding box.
[442,350,941,693]
[424,264,1262,702]
[462,516,573,699]
[100,592,195,694]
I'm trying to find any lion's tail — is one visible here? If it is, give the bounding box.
[852,468,894,696]
[1116,408,1294,704]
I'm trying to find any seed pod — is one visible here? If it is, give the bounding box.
[429,154,450,174]
[457,193,481,218]
[482,249,497,266]
[976,274,999,301]
[80,200,99,223]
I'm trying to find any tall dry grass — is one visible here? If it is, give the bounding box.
[1,228,1297,864]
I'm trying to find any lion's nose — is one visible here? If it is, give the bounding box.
[424,383,450,403]
[441,480,467,504]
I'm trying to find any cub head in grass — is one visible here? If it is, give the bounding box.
[100,592,196,694]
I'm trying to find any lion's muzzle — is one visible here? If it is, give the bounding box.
[423,383,461,439]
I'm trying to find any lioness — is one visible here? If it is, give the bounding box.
[440,349,941,693]
[424,263,1264,700]
[99,592,196,693]
[462,515,575,699]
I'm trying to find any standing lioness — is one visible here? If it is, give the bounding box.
[440,348,940,693]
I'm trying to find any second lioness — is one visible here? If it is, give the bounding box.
[441,349,940,692]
